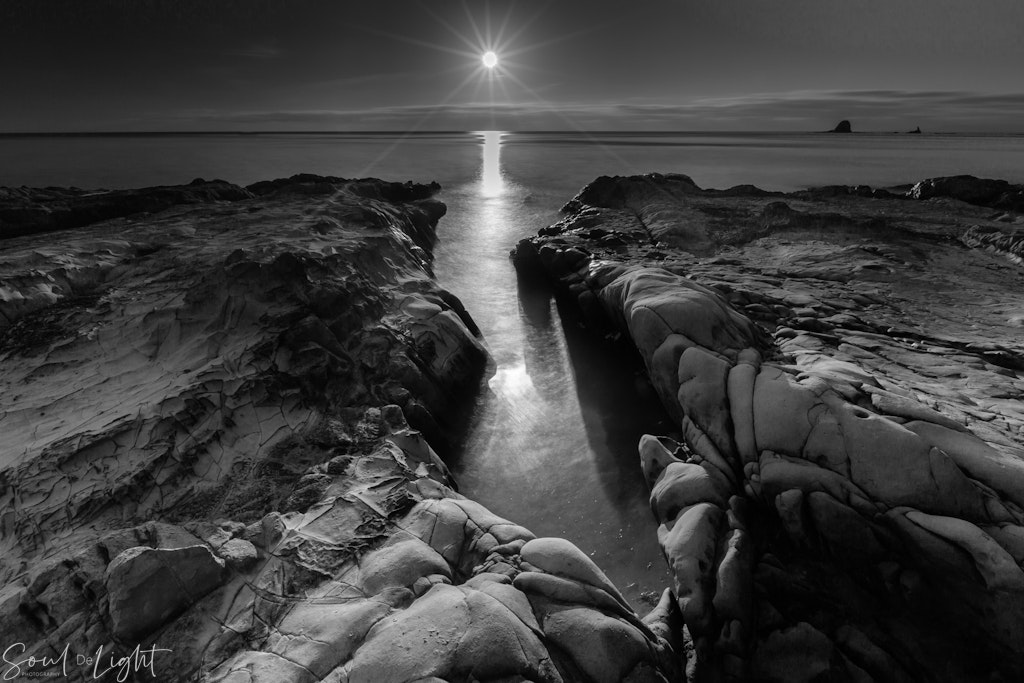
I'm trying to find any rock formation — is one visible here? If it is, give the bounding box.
[830,120,852,133]
[0,178,253,239]
[908,174,1024,212]
[514,172,1024,681]
[0,175,681,682]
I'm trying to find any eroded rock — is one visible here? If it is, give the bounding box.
[105,545,228,641]
[0,174,679,682]
[516,172,1024,680]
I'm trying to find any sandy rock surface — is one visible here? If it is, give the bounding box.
[515,172,1024,682]
[0,175,681,682]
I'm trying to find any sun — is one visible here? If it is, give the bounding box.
[482,51,498,69]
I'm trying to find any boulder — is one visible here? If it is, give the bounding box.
[217,538,259,571]
[105,545,228,641]
[520,537,630,610]
[539,603,653,683]
[650,461,732,521]
[658,502,724,635]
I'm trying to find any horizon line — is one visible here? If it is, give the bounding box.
[2,129,1022,137]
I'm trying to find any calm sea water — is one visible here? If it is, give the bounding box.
[4,131,1022,607]
[2,131,1023,193]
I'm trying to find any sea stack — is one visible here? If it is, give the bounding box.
[830,119,853,133]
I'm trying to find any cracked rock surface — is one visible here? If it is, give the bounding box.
[514,173,1024,682]
[0,175,681,682]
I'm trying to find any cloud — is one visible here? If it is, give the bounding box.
[157,90,1024,132]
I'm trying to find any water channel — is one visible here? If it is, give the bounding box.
[432,132,675,608]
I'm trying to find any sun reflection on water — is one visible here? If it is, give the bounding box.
[479,130,504,197]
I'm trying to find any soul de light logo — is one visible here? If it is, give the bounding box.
[2,642,171,682]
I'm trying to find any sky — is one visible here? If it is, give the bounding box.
[2,0,1024,132]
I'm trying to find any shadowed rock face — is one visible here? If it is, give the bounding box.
[0,175,681,682]
[514,173,1024,682]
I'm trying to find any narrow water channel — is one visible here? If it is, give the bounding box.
[431,132,674,608]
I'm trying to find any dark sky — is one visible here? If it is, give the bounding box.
[3,0,1023,132]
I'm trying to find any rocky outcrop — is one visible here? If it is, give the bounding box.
[514,173,1024,681]
[197,409,680,683]
[0,178,254,239]
[907,174,1024,212]
[961,225,1024,263]
[830,120,852,133]
[0,175,681,681]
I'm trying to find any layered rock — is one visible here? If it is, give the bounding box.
[514,173,1024,681]
[0,175,681,682]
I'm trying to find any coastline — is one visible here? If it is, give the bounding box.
[2,169,1023,680]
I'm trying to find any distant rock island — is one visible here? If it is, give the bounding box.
[828,120,929,134]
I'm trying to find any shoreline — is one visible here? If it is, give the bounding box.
[1,170,1023,680]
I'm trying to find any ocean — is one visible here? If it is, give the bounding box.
[2,131,1023,193]
[4,131,1022,607]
